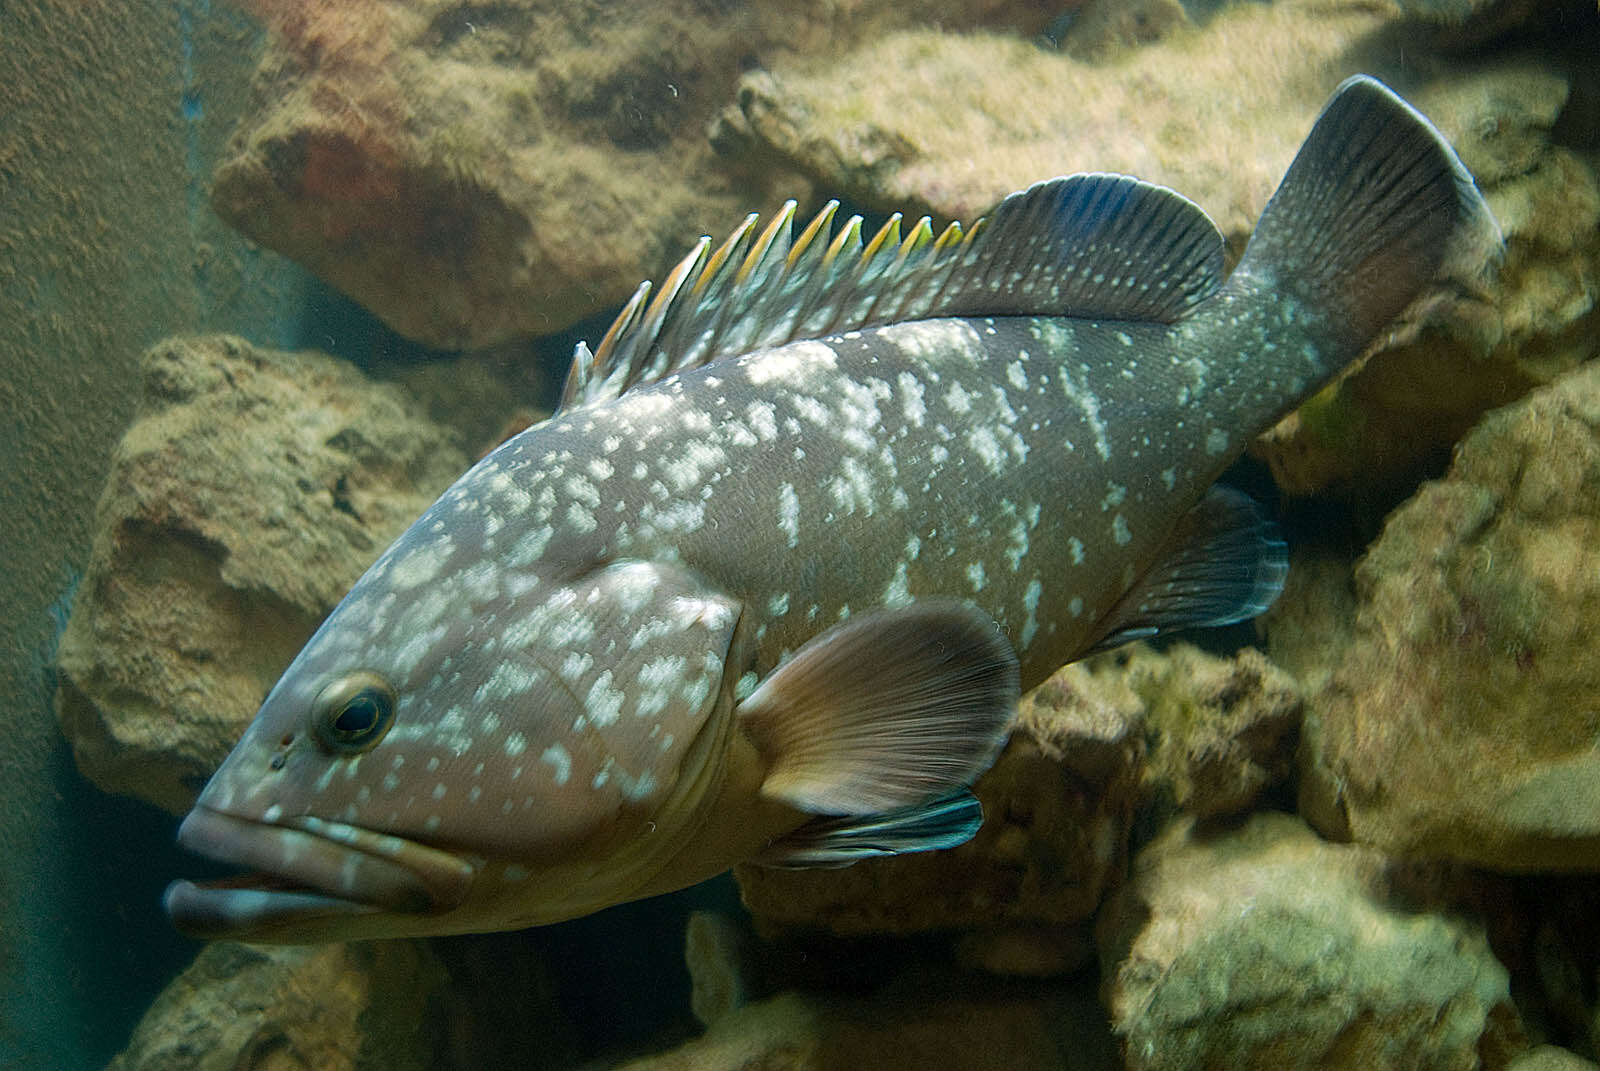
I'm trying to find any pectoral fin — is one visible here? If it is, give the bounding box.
[737,600,1018,817]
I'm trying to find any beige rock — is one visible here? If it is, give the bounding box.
[1111,642,1303,821]
[686,911,762,1027]
[214,0,1059,349]
[735,658,1144,936]
[1510,1046,1600,1071]
[723,2,1437,232]
[55,335,466,813]
[614,979,1117,1071]
[107,940,450,1071]
[1054,0,1191,61]
[1097,813,1523,1071]
[1298,360,1600,869]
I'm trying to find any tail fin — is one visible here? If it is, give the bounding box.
[1230,75,1501,362]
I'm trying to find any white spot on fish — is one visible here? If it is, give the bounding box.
[944,382,973,414]
[883,560,912,607]
[1205,427,1228,455]
[1020,578,1043,648]
[1068,537,1086,565]
[1069,595,1084,618]
[966,562,987,592]
[541,744,571,785]
[587,671,625,726]
[767,592,790,616]
[1112,515,1131,545]
[744,340,838,385]
[505,732,528,757]
[388,539,451,591]
[778,483,800,547]
[967,426,1005,474]
[897,371,927,426]
[746,400,778,441]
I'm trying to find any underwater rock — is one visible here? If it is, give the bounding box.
[615,976,1117,1071]
[1256,545,1360,695]
[1096,812,1523,1070]
[213,0,1059,350]
[1052,0,1192,61]
[1298,360,1600,870]
[1394,0,1581,48]
[54,335,465,813]
[735,658,1145,938]
[686,911,763,1028]
[722,4,1398,237]
[1254,61,1600,505]
[106,940,450,1071]
[1509,1046,1600,1071]
[1114,642,1302,823]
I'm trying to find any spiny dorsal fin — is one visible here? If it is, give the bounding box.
[560,174,1226,412]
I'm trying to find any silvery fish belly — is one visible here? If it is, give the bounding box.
[166,76,1499,942]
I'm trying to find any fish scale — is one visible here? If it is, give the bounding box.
[166,76,1500,942]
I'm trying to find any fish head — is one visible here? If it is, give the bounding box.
[166,497,749,941]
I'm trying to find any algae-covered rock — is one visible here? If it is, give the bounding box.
[1510,1046,1600,1071]
[1096,813,1523,1070]
[213,0,1058,349]
[106,940,450,1071]
[722,4,1393,230]
[736,658,1144,937]
[54,335,466,812]
[1299,360,1600,869]
[1109,643,1302,822]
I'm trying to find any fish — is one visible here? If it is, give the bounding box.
[165,75,1498,942]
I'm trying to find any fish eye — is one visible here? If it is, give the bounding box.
[310,672,397,755]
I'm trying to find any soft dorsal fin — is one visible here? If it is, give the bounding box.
[558,174,1226,412]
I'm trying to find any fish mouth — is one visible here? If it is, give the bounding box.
[164,806,478,940]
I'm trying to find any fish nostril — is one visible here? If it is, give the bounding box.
[280,733,294,747]
[269,754,286,771]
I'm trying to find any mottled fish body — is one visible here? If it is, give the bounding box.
[167,77,1498,942]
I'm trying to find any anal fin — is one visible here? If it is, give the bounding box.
[1088,485,1287,654]
[751,790,984,869]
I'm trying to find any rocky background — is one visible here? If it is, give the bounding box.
[55,0,1600,1068]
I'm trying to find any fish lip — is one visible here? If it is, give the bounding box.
[165,805,477,939]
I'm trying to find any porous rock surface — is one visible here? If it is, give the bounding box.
[1096,812,1522,1070]
[1100,642,1302,822]
[1299,360,1600,870]
[613,976,1117,1071]
[55,335,466,813]
[214,0,1058,349]
[106,940,451,1071]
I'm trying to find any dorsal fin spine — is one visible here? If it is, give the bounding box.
[558,171,1225,414]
